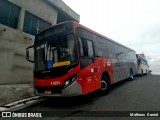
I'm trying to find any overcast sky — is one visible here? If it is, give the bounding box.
[63,0,160,74]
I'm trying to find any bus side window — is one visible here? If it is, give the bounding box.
[78,37,94,58]
[86,40,94,58]
[78,37,84,56]
[83,40,88,56]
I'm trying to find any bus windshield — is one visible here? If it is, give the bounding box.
[34,34,78,71]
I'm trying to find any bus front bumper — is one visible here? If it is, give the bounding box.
[35,81,82,97]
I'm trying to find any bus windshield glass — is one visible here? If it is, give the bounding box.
[34,34,78,71]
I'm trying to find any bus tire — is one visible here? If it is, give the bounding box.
[101,76,111,94]
[141,70,143,77]
[129,69,134,81]
[146,70,148,75]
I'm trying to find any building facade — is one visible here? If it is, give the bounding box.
[0,0,79,84]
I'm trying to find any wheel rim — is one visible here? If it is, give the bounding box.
[101,80,108,90]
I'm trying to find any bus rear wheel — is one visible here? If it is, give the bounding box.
[101,76,111,94]
[129,69,134,81]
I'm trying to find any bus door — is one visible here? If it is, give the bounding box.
[78,37,96,93]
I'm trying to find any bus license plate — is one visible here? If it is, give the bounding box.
[44,90,52,94]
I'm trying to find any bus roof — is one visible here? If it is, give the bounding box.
[73,21,135,52]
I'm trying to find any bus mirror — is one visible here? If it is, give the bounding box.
[26,45,34,63]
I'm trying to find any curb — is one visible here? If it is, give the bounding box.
[0,96,46,112]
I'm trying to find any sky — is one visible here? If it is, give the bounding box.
[63,0,160,74]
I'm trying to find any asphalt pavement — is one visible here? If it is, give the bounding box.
[16,75,160,119]
[1,74,160,120]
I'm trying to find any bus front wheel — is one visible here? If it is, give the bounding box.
[101,76,111,94]
[141,70,143,76]
[146,70,148,75]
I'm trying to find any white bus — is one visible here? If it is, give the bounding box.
[136,54,149,76]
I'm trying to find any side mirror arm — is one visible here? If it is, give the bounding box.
[26,45,34,63]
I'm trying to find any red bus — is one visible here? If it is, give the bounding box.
[26,21,138,97]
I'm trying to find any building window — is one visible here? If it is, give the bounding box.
[0,0,20,29]
[23,11,51,35]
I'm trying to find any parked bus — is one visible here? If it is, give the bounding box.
[26,21,138,97]
[136,54,149,76]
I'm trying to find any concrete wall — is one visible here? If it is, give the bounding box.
[0,24,34,84]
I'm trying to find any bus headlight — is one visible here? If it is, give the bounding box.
[64,74,77,88]
[65,80,70,87]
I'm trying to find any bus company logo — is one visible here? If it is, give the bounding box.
[2,112,11,117]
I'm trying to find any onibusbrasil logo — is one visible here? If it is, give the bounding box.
[1,112,42,118]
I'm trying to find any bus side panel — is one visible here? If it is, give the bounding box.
[77,57,114,95]
[77,61,98,95]
[93,58,115,89]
